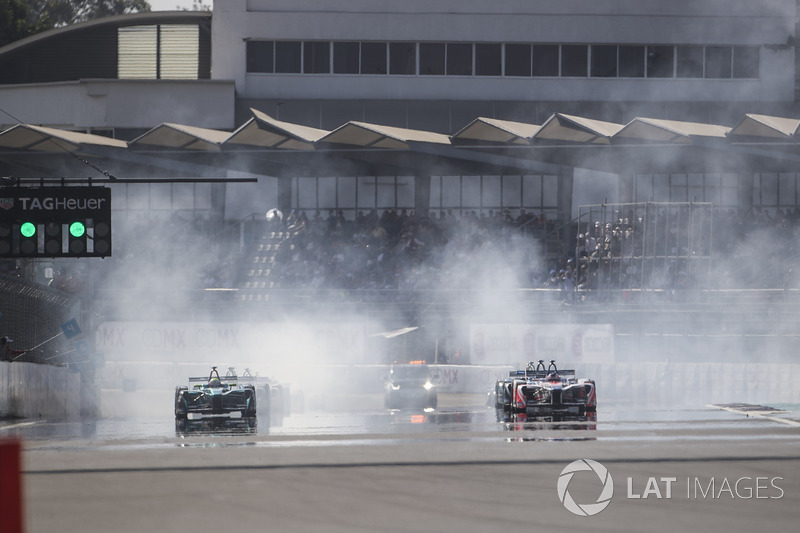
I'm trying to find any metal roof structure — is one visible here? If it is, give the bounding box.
[3,109,800,181]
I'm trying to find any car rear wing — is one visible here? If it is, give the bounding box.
[508,360,575,379]
[508,369,576,378]
[189,376,239,384]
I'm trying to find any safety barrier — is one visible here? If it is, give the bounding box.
[577,362,800,407]
[0,362,82,419]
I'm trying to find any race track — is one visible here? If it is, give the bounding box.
[4,394,800,533]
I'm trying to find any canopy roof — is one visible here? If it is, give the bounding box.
[2,110,800,179]
[0,124,127,152]
[226,108,328,150]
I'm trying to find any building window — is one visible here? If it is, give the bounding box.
[159,25,200,79]
[676,46,704,78]
[447,43,473,76]
[705,46,732,78]
[419,43,445,75]
[246,41,273,73]
[295,176,415,217]
[647,45,674,77]
[561,45,587,77]
[505,44,531,77]
[754,173,800,209]
[304,41,330,73]
[334,42,360,74]
[119,25,158,78]
[532,45,559,76]
[361,42,387,74]
[246,39,759,81]
[475,43,502,76]
[119,24,199,79]
[390,42,416,75]
[590,45,617,78]
[618,45,645,77]
[634,173,739,207]
[430,174,558,219]
[733,46,759,78]
[275,41,301,73]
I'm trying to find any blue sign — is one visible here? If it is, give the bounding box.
[61,318,81,339]
[75,339,91,357]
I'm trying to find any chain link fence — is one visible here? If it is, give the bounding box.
[575,202,713,292]
[0,274,78,364]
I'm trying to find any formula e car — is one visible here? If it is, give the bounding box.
[174,366,257,419]
[492,360,596,416]
[384,361,437,409]
[238,367,294,425]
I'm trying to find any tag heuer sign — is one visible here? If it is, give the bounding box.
[2,187,110,217]
[0,186,112,258]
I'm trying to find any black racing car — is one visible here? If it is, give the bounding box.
[174,366,257,419]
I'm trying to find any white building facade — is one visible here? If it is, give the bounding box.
[214,0,796,130]
[1,0,800,229]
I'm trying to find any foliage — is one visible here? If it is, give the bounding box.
[1,0,151,47]
[30,0,151,27]
[0,0,54,46]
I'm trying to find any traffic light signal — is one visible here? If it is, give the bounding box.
[68,220,87,255]
[0,187,112,258]
[18,221,38,255]
[0,222,10,255]
[92,218,111,256]
[44,222,62,255]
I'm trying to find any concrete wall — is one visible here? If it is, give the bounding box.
[0,79,236,132]
[0,362,83,419]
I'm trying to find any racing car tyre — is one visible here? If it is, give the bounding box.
[241,386,257,418]
[428,395,437,410]
[174,386,188,419]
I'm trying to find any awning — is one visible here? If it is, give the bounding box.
[614,117,731,144]
[0,124,127,152]
[320,121,451,149]
[451,117,540,145]
[129,123,230,152]
[4,110,800,179]
[225,108,328,150]
[728,113,800,140]
[535,113,623,144]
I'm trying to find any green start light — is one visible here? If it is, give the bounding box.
[69,221,86,238]
[20,222,36,238]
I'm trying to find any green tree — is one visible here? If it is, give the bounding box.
[1,0,151,47]
[29,1,151,28]
[0,0,54,47]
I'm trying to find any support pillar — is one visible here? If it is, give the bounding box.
[414,174,431,217]
[278,176,293,215]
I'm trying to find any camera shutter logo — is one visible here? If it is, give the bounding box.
[557,459,614,516]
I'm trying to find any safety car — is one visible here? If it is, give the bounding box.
[384,361,437,409]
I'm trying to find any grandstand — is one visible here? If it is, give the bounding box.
[3,1,800,370]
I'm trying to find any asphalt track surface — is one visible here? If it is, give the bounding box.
[3,394,800,533]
